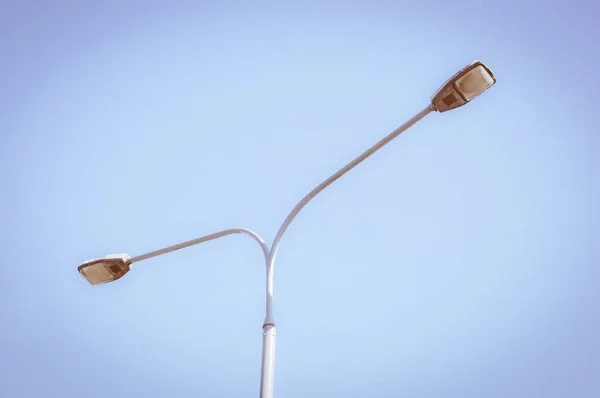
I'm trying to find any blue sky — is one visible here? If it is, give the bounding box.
[1,1,599,397]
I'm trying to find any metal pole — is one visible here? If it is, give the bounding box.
[259,324,276,398]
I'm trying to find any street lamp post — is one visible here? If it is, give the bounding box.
[77,60,496,398]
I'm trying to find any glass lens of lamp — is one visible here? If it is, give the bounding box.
[455,65,494,101]
[80,264,115,285]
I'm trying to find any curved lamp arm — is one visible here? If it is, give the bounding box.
[130,227,269,265]
[127,228,275,329]
[269,104,435,265]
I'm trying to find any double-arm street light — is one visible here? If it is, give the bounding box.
[77,60,496,398]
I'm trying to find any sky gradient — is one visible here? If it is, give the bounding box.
[1,1,599,397]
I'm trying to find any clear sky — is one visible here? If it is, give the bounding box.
[1,1,599,397]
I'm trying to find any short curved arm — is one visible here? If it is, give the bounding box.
[130,228,270,264]
[127,227,275,328]
[269,104,435,263]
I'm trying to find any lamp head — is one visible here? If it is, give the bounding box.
[78,253,131,285]
[431,60,496,112]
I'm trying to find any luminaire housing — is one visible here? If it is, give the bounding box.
[431,60,496,112]
[78,253,131,285]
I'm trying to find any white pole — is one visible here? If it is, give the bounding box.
[259,324,276,398]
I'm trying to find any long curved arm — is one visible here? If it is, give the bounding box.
[268,104,435,263]
[130,227,269,264]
